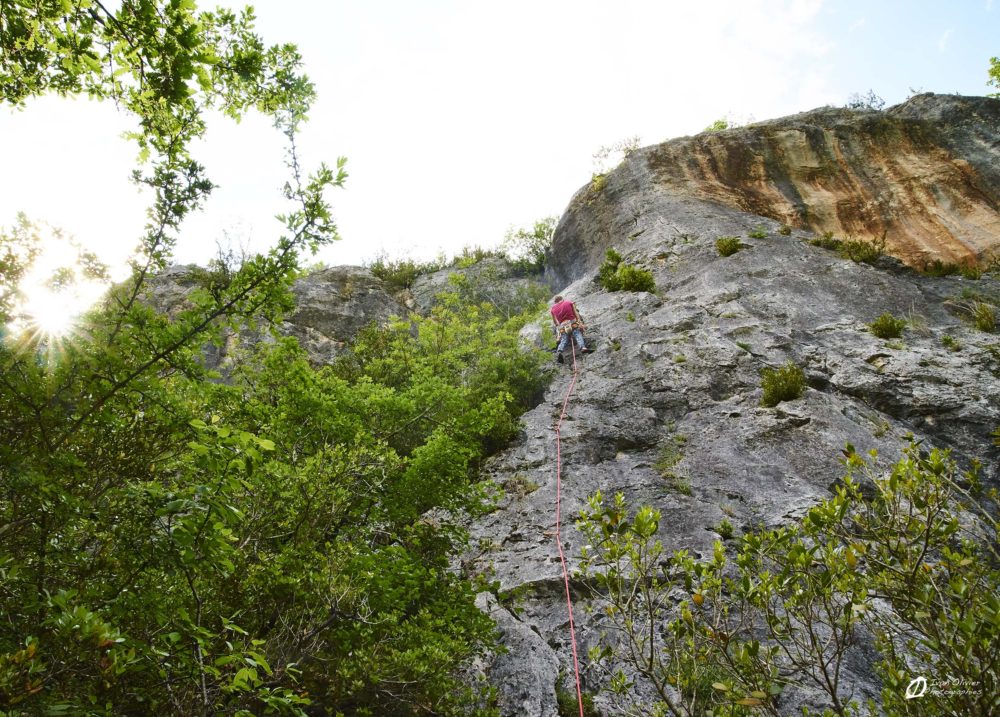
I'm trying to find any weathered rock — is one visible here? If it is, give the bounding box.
[278,266,405,364]
[145,264,406,368]
[473,101,1000,712]
[548,94,1000,287]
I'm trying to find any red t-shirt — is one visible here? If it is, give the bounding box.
[551,300,577,324]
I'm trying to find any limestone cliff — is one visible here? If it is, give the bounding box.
[146,94,1000,715]
[474,94,1000,716]
[549,94,1000,285]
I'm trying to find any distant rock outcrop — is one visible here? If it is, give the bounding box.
[146,264,405,369]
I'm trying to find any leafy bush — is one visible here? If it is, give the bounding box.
[597,248,656,292]
[704,118,729,132]
[556,684,600,717]
[716,236,742,257]
[578,441,999,717]
[941,334,962,352]
[590,173,607,195]
[759,361,805,407]
[868,312,906,339]
[1,273,546,714]
[716,518,735,540]
[972,302,997,331]
[921,259,960,277]
[845,89,886,110]
[778,224,792,236]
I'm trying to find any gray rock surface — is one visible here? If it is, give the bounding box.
[471,164,1000,713]
[145,264,406,368]
[282,266,405,363]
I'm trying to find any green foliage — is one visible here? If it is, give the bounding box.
[1,280,544,713]
[735,341,752,353]
[807,231,888,265]
[704,118,729,132]
[446,268,549,321]
[715,236,742,257]
[555,684,600,717]
[747,227,767,239]
[845,89,886,110]
[778,224,792,236]
[596,249,656,293]
[578,441,999,717]
[989,56,1000,97]
[809,232,842,251]
[716,518,735,540]
[949,297,998,333]
[589,173,607,198]
[506,473,540,498]
[501,217,557,274]
[839,235,885,264]
[655,434,690,495]
[941,334,962,352]
[922,259,960,277]
[368,255,445,291]
[868,313,907,339]
[626,311,636,322]
[759,361,805,407]
[592,136,642,173]
[0,2,547,713]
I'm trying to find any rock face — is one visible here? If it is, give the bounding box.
[473,95,1000,716]
[145,265,406,368]
[283,266,405,363]
[549,94,1000,285]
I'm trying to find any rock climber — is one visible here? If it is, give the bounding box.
[550,295,590,363]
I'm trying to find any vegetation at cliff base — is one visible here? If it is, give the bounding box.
[578,441,999,717]
[0,1,552,714]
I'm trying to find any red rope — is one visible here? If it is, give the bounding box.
[554,339,584,717]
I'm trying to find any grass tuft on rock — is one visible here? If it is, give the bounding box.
[868,313,907,339]
[716,236,743,257]
[760,361,805,407]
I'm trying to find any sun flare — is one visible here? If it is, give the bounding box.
[4,221,111,343]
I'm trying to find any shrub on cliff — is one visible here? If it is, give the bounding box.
[597,248,656,292]
[716,236,743,257]
[759,361,806,407]
[868,313,907,339]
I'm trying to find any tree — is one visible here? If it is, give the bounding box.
[989,56,1000,97]
[500,216,556,274]
[577,441,999,716]
[1,2,536,714]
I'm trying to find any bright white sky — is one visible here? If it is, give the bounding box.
[1,0,998,275]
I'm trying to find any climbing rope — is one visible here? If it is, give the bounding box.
[554,339,584,717]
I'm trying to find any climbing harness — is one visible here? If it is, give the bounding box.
[553,339,585,717]
[557,319,586,335]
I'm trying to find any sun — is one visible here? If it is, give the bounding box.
[4,222,111,344]
[23,285,79,338]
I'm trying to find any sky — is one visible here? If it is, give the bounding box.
[1,0,998,276]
